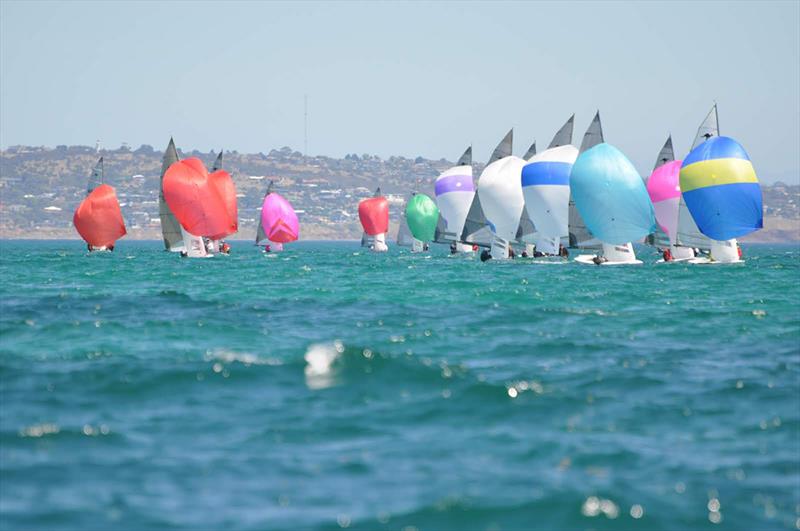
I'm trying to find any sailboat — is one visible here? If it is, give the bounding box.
[255,181,279,251]
[515,140,537,255]
[358,188,389,252]
[397,192,422,251]
[646,136,695,262]
[259,183,299,252]
[405,193,439,252]
[521,114,577,258]
[679,106,762,264]
[476,129,528,260]
[162,156,238,258]
[434,146,475,253]
[158,138,192,253]
[360,188,383,249]
[570,112,657,265]
[73,157,127,252]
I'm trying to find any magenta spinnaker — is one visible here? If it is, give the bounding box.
[260,192,299,244]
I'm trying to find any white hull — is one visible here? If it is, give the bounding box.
[574,243,642,265]
[574,254,643,266]
[180,227,210,258]
[688,257,744,265]
[372,233,388,252]
[490,235,510,260]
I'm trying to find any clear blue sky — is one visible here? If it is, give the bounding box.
[1,0,798,183]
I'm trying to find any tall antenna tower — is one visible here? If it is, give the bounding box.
[303,94,308,157]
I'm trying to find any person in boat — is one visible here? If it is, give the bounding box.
[738,245,743,259]
[423,243,429,252]
[265,244,271,253]
[220,241,231,254]
[521,250,529,258]
[508,247,516,259]
[663,248,673,262]
[450,242,457,255]
[180,251,188,258]
[592,255,608,265]
[472,245,479,252]
[559,245,569,258]
[480,249,492,262]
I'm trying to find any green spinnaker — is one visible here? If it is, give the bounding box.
[405,194,440,242]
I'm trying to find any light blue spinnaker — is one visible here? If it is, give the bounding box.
[570,143,656,245]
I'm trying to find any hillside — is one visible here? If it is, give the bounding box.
[1,144,798,242]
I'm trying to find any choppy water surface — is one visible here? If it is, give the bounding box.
[1,240,798,530]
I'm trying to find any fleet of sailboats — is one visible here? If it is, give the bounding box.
[74,106,763,264]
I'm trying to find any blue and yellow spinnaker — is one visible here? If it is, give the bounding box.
[679,136,762,241]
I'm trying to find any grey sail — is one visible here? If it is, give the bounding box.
[488,129,513,164]
[87,157,103,194]
[212,150,223,172]
[158,138,184,252]
[653,135,675,171]
[397,210,414,247]
[515,205,536,241]
[569,113,603,248]
[460,193,492,247]
[433,212,452,243]
[548,114,575,149]
[255,180,274,245]
[456,146,472,166]
[691,103,719,150]
[579,111,604,153]
[676,196,711,251]
[523,141,537,161]
[361,187,382,247]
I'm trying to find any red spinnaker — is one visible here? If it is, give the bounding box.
[73,184,127,247]
[163,158,237,238]
[358,196,389,235]
[209,170,238,239]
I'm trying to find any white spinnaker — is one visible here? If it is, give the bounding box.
[435,165,474,241]
[522,145,577,254]
[477,156,527,258]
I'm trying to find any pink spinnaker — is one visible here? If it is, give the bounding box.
[646,160,682,241]
[260,193,299,244]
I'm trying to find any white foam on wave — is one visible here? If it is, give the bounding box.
[304,340,344,389]
[205,349,283,366]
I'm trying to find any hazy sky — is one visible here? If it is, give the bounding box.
[1,1,798,183]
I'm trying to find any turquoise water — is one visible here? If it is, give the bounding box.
[1,240,798,531]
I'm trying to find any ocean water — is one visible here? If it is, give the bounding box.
[0,240,798,531]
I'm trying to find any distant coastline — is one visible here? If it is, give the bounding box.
[2,144,798,244]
